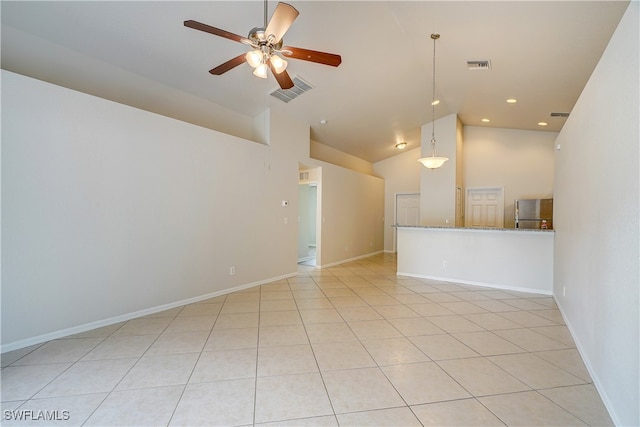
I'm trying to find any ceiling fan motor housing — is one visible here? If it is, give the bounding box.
[184,2,341,90]
[248,27,283,50]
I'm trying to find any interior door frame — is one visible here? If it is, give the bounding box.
[298,165,322,266]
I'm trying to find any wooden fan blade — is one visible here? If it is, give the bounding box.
[265,2,299,43]
[209,54,246,75]
[184,20,245,43]
[281,46,342,67]
[269,63,294,89]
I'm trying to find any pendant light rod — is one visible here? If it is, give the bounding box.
[431,33,439,146]
[418,32,449,170]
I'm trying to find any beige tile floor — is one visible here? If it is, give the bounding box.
[1,253,613,426]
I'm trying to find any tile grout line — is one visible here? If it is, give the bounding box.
[165,296,225,427]
[291,273,340,425]
[252,280,263,426]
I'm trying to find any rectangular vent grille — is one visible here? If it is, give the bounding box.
[271,76,313,103]
[299,171,310,181]
[550,112,570,117]
[467,60,491,70]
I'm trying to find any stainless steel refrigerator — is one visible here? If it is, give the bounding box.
[515,198,553,229]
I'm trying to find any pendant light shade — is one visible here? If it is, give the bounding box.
[418,154,449,169]
[418,33,449,170]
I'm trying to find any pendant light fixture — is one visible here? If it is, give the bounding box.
[418,33,449,169]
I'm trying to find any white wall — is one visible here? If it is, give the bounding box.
[553,3,639,425]
[420,114,458,226]
[455,118,464,227]
[270,106,311,161]
[373,147,422,252]
[308,185,317,247]
[1,71,299,350]
[307,142,386,264]
[464,126,557,228]
[2,26,258,144]
[317,162,385,266]
[310,140,374,175]
[1,70,387,351]
[397,227,554,294]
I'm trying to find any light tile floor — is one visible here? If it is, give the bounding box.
[1,253,613,426]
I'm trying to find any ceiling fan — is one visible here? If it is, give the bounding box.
[184,1,342,90]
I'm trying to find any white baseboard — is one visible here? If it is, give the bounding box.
[318,250,383,268]
[396,271,552,296]
[1,272,297,354]
[554,297,619,426]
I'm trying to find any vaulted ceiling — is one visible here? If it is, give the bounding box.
[1,1,629,163]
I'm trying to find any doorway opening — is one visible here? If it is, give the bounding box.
[298,166,321,266]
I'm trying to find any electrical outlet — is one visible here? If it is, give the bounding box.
[229,267,236,276]
[442,260,447,268]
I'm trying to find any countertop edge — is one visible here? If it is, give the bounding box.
[393,225,554,233]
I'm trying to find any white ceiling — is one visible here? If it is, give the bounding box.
[1,1,629,163]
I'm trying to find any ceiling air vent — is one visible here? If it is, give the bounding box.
[467,60,491,70]
[550,112,570,117]
[271,76,313,103]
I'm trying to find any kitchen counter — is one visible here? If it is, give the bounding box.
[396,225,554,294]
[394,225,554,233]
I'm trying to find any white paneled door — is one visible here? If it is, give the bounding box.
[394,193,420,253]
[396,193,420,226]
[465,187,504,228]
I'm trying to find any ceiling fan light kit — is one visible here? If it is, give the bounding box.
[184,1,341,90]
[418,33,449,170]
[246,50,263,68]
[253,63,269,79]
[269,55,288,74]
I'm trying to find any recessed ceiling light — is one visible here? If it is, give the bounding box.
[395,142,408,150]
[431,99,440,106]
[506,98,517,104]
[538,122,548,126]
[481,118,490,123]
[319,119,328,125]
